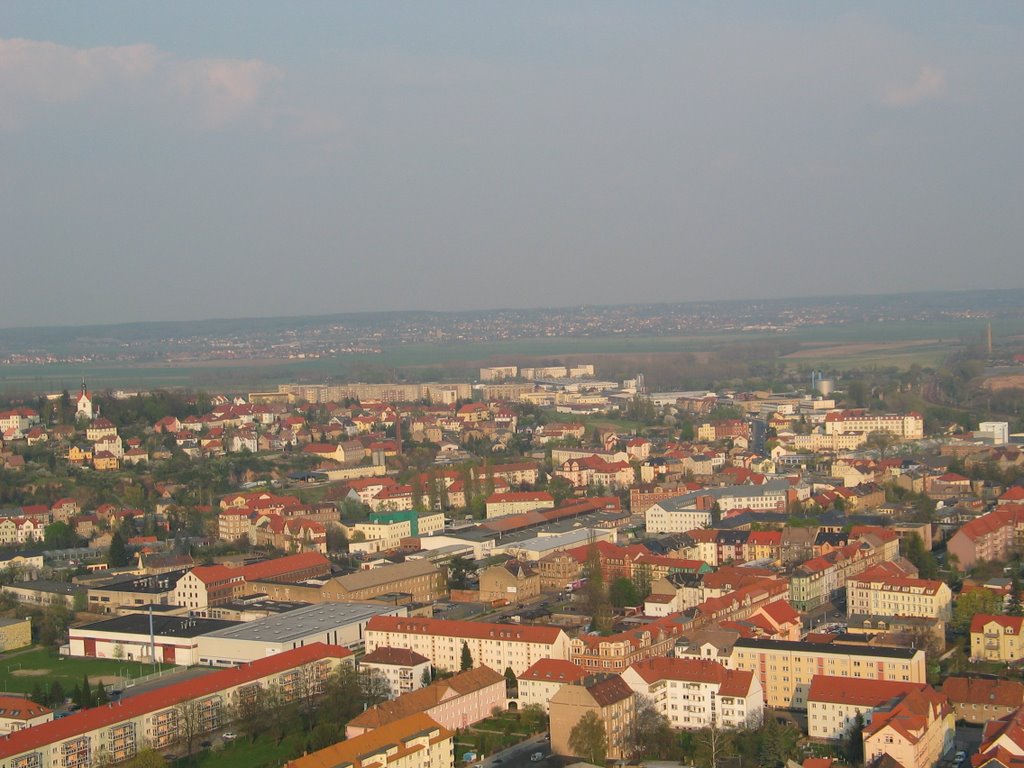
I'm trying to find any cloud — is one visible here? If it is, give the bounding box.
[0,37,281,129]
[883,66,947,108]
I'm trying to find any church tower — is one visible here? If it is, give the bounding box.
[76,378,93,420]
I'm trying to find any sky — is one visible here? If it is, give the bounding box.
[1,2,1022,328]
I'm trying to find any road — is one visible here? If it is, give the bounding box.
[480,732,551,768]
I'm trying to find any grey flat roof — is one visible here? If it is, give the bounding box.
[79,614,239,638]
[734,638,920,659]
[204,601,398,644]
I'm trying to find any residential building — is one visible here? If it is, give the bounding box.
[173,553,331,612]
[862,686,954,768]
[484,492,555,519]
[478,561,540,604]
[807,676,929,741]
[822,410,924,440]
[0,644,353,768]
[646,480,796,533]
[846,566,952,622]
[971,614,1024,662]
[285,713,453,768]
[0,697,52,735]
[942,676,1024,725]
[359,647,432,699]
[549,674,635,761]
[346,665,505,737]
[621,657,763,730]
[728,639,926,710]
[974,707,1024,768]
[365,616,571,676]
[517,658,588,713]
[946,504,1024,570]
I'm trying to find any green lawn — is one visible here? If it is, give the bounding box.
[192,733,307,768]
[0,646,156,696]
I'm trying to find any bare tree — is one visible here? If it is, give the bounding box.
[698,719,731,768]
[174,699,204,758]
[359,667,392,707]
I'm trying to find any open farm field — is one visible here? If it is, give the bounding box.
[2,315,1022,393]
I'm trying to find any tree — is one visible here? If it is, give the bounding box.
[44,521,78,550]
[48,680,65,708]
[174,699,204,756]
[610,577,640,608]
[631,563,653,601]
[953,588,1003,633]
[520,703,546,734]
[460,641,473,671]
[447,556,476,590]
[842,711,865,764]
[80,674,94,709]
[568,711,607,764]
[421,667,433,687]
[583,540,613,633]
[864,429,896,458]
[1009,574,1024,617]
[233,684,270,743]
[96,683,108,706]
[108,529,130,568]
[359,668,391,707]
[902,533,939,580]
[504,666,517,697]
[630,695,674,760]
[758,714,784,768]
[696,719,731,768]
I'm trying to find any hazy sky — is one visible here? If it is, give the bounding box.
[2,2,1022,328]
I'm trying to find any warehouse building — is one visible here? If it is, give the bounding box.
[196,602,407,665]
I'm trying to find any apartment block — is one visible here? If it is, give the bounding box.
[807,675,928,741]
[360,647,432,700]
[0,644,353,768]
[364,616,570,676]
[728,639,926,710]
[846,566,952,622]
[621,657,763,730]
[346,665,504,737]
[517,658,588,713]
[947,504,1024,570]
[549,675,635,761]
[285,713,453,768]
[862,686,954,768]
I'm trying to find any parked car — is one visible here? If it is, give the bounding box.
[530,752,545,762]
[221,732,238,742]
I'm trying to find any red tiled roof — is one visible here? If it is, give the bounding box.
[971,613,1024,635]
[360,646,430,667]
[0,695,51,720]
[628,656,754,697]
[809,675,925,707]
[942,676,1024,708]
[0,644,352,758]
[518,659,587,684]
[241,552,330,582]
